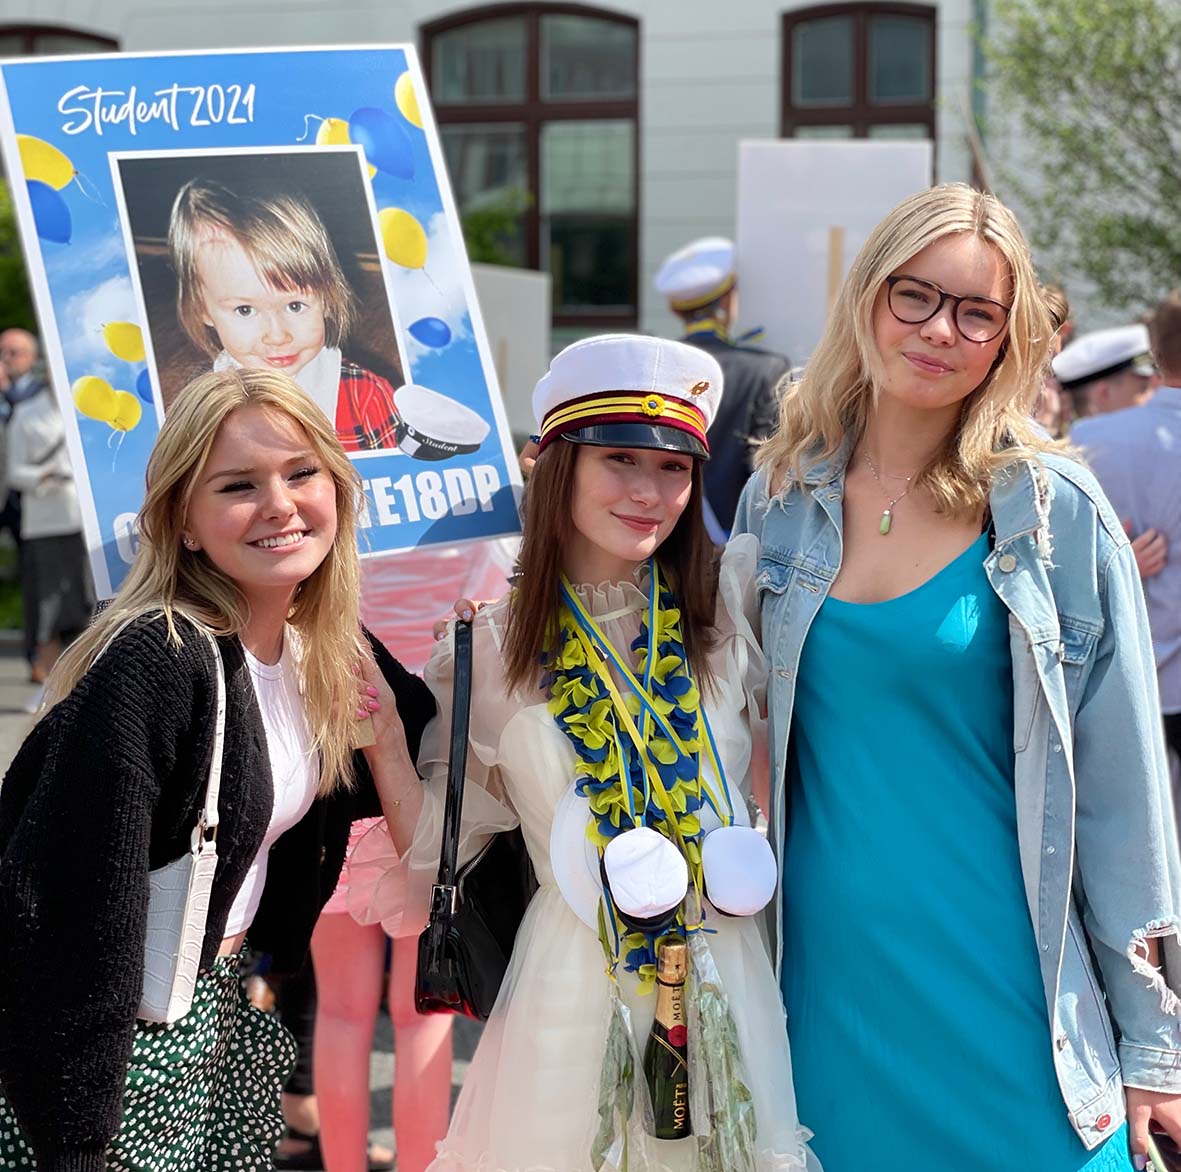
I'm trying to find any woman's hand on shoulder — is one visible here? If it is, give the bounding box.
[1126,1085,1181,1168]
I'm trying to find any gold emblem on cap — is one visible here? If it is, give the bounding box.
[641,394,666,417]
[689,380,710,396]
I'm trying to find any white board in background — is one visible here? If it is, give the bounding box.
[735,140,933,368]
[471,262,551,441]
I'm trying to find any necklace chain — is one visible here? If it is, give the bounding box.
[863,452,914,536]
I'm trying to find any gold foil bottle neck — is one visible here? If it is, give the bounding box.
[656,938,688,982]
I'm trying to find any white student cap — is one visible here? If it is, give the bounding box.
[1051,324,1155,391]
[653,237,736,312]
[394,383,490,461]
[700,825,777,917]
[532,333,723,460]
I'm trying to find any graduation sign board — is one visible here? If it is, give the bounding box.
[0,45,523,597]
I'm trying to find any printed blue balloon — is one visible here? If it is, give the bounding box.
[27,180,70,244]
[136,367,154,403]
[408,317,452,348]
[348,107,414,180]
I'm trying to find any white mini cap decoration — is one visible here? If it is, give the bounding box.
[394,383,490,461]
[654,236,737,311]
[602,826,688,925]
[1051,324,1155,391]
[701,825,777,917]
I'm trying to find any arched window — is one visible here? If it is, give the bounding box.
[781,4,935,140]
[423,4,639,329]
[0,24,118,56]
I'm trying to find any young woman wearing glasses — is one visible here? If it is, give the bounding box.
[733,183,1181,1171]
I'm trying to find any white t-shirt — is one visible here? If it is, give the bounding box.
[223,627,319,936]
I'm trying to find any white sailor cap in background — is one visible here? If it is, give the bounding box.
[532,333,723,459]
[394,383,490,461]
[1051,324,1155,391]
[653,236,737,312]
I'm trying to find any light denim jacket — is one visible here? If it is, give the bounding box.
[733,445,1181,1149]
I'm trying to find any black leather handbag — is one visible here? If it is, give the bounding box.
[415,619,536,1019]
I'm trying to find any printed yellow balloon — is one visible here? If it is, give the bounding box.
[394,73,423,129]
[316,117,377,177]
[102,321,145,364]
[17,134,73,190]
[379,207,427,269]
[72,375,116,423]
[109,390,142,432]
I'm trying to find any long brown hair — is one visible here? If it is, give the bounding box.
[502,439,718,694]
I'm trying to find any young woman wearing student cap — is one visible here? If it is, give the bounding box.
[732,182,1181,1171]
[350,333,820,1172]
[0,367,431,1172]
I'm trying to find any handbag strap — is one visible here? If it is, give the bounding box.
[92,610,227,845]
[431,619,474,910]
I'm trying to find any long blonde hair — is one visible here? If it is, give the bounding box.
[758,183,1060,512]
[46,367,364,794]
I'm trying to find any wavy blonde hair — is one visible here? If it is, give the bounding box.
[758,183,1060,513]
[45,367,364,795]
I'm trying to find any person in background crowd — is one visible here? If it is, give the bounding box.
[3,328,93,690]
[0,367,432,1172]
[654,236,790,542]
[1073,291,1181,765]
[1032,283,1071,437]
[0,328,51,676]
[734,182,1181,1171]
[1052,323,1156,422]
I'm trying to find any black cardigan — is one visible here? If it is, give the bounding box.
[0,614,434,1172]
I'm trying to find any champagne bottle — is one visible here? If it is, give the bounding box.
[643,938,691,1140]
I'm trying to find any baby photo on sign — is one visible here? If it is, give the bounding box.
[113,146,405,453]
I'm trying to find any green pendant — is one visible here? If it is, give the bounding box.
[879,509,892,535]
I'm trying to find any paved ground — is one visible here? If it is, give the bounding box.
[0,639,481,1167]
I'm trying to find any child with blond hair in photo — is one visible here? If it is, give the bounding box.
[169,177,401,452]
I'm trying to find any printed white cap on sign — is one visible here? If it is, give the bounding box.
[1051,324,1155,390]
[394,383,490,461]
[654,236,737,311]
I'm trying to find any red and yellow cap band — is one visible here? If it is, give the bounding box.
[538,389,709,453]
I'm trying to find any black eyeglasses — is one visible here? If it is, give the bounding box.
[885,275,1011,343]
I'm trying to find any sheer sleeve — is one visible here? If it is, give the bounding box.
[348,603,521,936]
[714,533,771,816]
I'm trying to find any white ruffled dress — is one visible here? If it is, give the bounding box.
[349,536,820,1172]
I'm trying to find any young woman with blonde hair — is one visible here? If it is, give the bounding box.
[0,367,430,1171]
[734,183,1181,1170]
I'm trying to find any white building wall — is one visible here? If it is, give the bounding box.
[3,0,985,341]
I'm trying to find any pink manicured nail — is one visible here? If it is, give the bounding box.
[366,685,378,697]
[355,707,367,719]
[367,699,380,711]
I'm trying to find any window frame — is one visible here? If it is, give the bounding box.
[0,23,119,54]
[780,3,936,140]
[422,2,640,328]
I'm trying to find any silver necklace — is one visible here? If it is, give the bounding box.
[864,452,913,536]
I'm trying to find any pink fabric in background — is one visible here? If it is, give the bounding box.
[321,537,520,916]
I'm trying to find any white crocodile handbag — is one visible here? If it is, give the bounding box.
[92,614,227,1024]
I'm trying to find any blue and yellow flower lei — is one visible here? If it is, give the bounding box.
[545,562,717,991]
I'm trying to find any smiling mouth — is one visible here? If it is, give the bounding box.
[264,355,300,368]
[251,530,308,550]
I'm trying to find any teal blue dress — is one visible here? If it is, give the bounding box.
[781,532,1130,1171]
